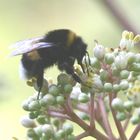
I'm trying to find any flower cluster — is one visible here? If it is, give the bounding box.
[21,31,140,140]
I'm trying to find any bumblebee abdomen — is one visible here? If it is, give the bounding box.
[27,50,41,61]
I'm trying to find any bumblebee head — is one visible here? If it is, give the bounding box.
[70,36,91,74]
[71,37,87,62]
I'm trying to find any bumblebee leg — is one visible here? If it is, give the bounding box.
[36,72,43,99]
[31,62,44,99]
[78,61,85,73]
[58,62,82,83]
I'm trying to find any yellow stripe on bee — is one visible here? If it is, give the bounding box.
[67,31,76,47]
[27,50,41,60]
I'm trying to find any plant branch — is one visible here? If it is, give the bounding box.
[76,104,89,114]
[76,131,89,140]
[109,94,127,140]
[64,95,109,140]
[89,92,95,129]
[129,124,140,140]
[47,109,71,120]
[123,114,131,132]
[101,0,140,34]
[98,96,115,140]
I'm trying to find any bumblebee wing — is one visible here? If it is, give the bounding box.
[10,37,53,56]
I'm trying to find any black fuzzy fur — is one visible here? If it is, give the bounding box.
[21,29,87,96]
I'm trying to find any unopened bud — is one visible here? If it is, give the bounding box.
[20,116,36,128]
[115,55,127,70]
[93,42,105,60]
[133,35,140,43]
[111,98,124,111]
[116,112,126,121]
[104,53,114,64]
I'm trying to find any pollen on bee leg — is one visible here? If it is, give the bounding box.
[19,61,29,80]
[26,78,37,87]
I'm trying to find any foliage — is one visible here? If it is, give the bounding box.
[20,31,140,140]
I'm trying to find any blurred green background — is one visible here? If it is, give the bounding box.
[0,0,140,139]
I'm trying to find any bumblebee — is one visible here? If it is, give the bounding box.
[11,29,89,98]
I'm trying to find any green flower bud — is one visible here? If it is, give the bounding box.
[130,115,140,125]
[78,93,89,103]
[113,84,121,92]
[22,100,30,111]
[63,123,73,135]
[133,93,140,107]
[20,116,36,128]
[129,63,140,72]
[126,52,136,64]
[131,71,140,77]
[42,124,54,137]
[123,100,134,111]
[116,112,126,121]
[54,129,65,139]
[112,66,120,76]
[76,112,89,120]
[40,94,55,106]
[114,55,128,70]
[54,132,62,140]
[41,133,51,140]
[80,85,90,93]
[52,118,60,127]
[92,76,103,92]
[49,85,60,96]
[34,126,42,136]
[93,43,105,60]
[120,80,129,90]
[27,129,38,139]
[56,95,65,105]
[120,70,130,79]
[90,57,101,69]
[36,115,47,124]
[104,83,113,92]
[104,53,114,64]
[57,73,70,85]
[100,70,109,81]
[29,111,39,119]
[28,100,41,111]
[111,98,124,111]
[64,84,73,93]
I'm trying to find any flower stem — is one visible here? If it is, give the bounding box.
[47,110,71,120]
[89,92,95,129]
[129,124,140,140]
[64,95,109,140]
[98,96,116,140]
[109,94,127,140]
[76,131,89,140]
